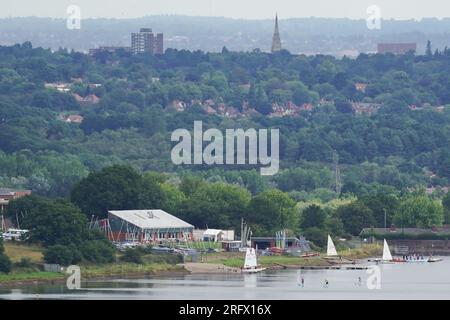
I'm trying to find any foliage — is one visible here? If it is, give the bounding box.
[300,204,327,229]
[71,165,142,218]
[79,239,115,264]
[0,254,12,273]
[362,230,450,240]
[393,195,444,228]
[359,193,399,228]
[120,248,143,264]
[0,44,448,200]
[0,43,449,241]
[246,189,297,235]
[43,245,82,266]
[443,192,450,224]
[337,202,376,235]
[20,197,88,246]
[0,237,12,273]
[14,257,33,269]
[180,182,251,229]
[303,227,328,248]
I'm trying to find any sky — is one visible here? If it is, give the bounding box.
[1,0,450,20]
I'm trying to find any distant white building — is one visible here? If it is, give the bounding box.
[193,229,235,242]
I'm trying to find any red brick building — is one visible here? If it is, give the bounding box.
[377,43,417,55]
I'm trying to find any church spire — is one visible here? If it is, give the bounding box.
[271,13,282,53]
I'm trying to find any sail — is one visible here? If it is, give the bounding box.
[244,248,258,268]
[382,239,393,261]
[327,235,338,256]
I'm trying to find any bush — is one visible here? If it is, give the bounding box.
[303,227,328,248]
[43,245,81,266]
[120,248,143,264]
[361,231,450,241]
[14,257,33,268]
[0,237,4,254]
[0,254,12,273]
[143,253,183,265]
[80,240,115,264]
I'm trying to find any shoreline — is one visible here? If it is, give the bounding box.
[0,245,382,287]
[0,259,368,288]
[0,266,190,288]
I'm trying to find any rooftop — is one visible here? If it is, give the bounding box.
[251,236,301,241]
[108,209,194,230]
[360,227,450,236]
[203,229,224,236]
[0,188,31,196]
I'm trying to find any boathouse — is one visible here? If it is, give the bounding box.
[106,209,194,243]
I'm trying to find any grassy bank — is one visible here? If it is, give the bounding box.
[0,271,64,284]
[0,243,382,285]
[0,263,185,286]
[1,243,185,285]
[203,251,326,268]
[4,242,44,263]
[80,262,186,278]
[339,244,382,259]
[203,244,382,268]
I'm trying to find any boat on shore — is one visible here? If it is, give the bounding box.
[428,256,443,263]
[242,248,266,273]
[326,235,338,257]
[300,252,320,258]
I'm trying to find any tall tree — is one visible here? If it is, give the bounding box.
[393,195,444,228]
[71,165,142,218]
[180,183,251,230]
[443,193,450,224]
[300,204,326,229]
[247,189,297,235]
[426,40,433,57]
[359,193,399,228]
[337,202,376,235]
[22,198,88,246]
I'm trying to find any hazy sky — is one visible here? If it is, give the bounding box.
[1,0,450,20]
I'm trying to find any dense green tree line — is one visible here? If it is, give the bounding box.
[5,165,448,256]
[0,43,449,199]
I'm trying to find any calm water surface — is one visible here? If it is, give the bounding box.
[1,258,450,299]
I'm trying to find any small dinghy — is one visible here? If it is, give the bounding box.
[242,248,266,273]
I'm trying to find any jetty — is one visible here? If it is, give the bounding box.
[274,263,369,270]
[180,262,241,274]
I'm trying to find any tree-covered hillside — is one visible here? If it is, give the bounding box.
[0,42,449,198]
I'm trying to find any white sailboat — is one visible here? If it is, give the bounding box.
[326,235,338,257]
[242,248,266,273]
[375,239,403,263]
[382,239,393,262]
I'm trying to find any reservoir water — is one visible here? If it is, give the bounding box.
[1,258,450,299]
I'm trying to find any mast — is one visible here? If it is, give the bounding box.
[333,150,342,195]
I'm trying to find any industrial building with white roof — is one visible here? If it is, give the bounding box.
[106,209,194,243]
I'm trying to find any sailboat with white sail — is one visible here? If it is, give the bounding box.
[375,239,404,263]
[326,235,338,257]
[242,248,266,273]
[382,239,393,262]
